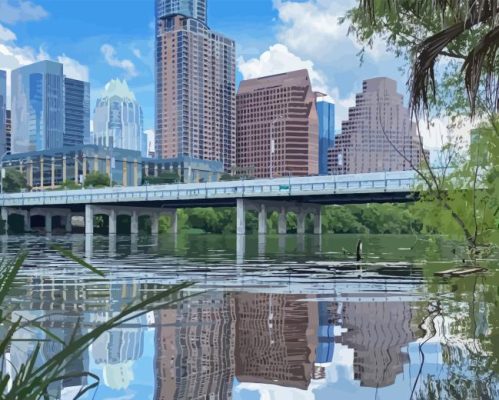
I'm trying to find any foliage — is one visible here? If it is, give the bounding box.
[83,172,111,188]
[143,171,180,185]
[219,173,240,182]
[60,180,81,190]
[0,249,191,399]
[2,169,27,193]
[345,0,499,117]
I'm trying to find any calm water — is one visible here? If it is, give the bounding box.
[2,233,499,400]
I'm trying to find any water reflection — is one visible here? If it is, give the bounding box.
[2,234,498,399]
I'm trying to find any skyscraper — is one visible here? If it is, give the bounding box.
[329,77,427,174]
[64,78,90,147]
[11,60,65,153]
[5,110,11,154]
[316,97,335,175]
[93,79,146,155]
[155,0,236,171]
[236,69,319,178]
[0,70,6,155]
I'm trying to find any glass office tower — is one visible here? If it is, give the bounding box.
[93,79,146,156]
[64,77,90,146]
[0,70,6,155]
[316,99,335,175]
[11,61,64,153]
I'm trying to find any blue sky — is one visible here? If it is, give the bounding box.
[0,0,409,133]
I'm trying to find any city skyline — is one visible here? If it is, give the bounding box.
[0,0,424,143]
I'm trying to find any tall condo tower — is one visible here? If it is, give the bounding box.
[329,77,427,174]
[0,70,6,154]
[155,0,236,171]
[93,79,146,155]
[11,61,64,153]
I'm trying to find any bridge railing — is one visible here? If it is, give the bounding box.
[0,171,417,207]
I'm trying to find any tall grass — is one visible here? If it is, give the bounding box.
[0,248,192,399]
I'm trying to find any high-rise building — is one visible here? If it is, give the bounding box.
[93,79,146,156]
[155,0,236,171]
[329,77,427,174]
[11,60,65,153]
[64,78,90,147]
[5,110,11,154]
[236,69,319,178]
[0,70,6,155]
[316,97,335,175]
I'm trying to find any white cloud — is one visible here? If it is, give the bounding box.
[0,0,48,24]
[57,54,89,81]
[100,44,138,78]
[238,43,355,130]
[0,23,16,42]
[132,48,142,59]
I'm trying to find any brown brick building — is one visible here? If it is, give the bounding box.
[236,70,319,178]
[329,77,427,175]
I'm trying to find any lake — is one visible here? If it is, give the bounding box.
[3,234,499,400]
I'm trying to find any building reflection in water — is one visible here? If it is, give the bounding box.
[154,293,235,400]
[91,283,147,391]
[153,293,419,399]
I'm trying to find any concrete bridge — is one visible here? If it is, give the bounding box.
[0,170,417,235]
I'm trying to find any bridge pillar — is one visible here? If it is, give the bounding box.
[297,209,306,235]
[313,208,322,235]
[65,215,72,233]
[45,214,52,234]
[131,210,139,235]
[109,209,117,235]
[151,213,159,235]
[1,208,8,234]
[236,199,246,235]
[278,206,287,235]
[258,204,267,235]
[85,205,94,235]
[23,211,31,233]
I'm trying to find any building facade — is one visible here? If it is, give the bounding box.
[236,69,319,179]
[11,61,65,153]
[316,98,335,175]
[93,79,146,156]
[329,77,426,175]
[155,0,236,172]
[0,70,6,155]
[64,78,90,147]
[5,110,11,154]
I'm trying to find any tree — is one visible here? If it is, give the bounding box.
[345,0,499,255]
[60,180,81,190]
[143,171,180,185]
[83,172,111,188]
[2,169,27,193]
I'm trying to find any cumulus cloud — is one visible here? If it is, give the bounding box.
[238,43,355,130]
[57,54,89,81]
[0,0,48,24]
[101,44,138,78]
[0,23,16,41]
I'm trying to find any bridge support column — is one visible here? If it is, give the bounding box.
[85,205,94,235]
[108,209,117,235]
[24,211,31,233]
[151,213,159,235]
[258,204,267,235]
[297,209,306,235]
[236,199,246,235]
[313,208,322,235]
[1,208,8,234]
[65,215,72,233]
[131,210,139,235]
[278,206,287,235]
[45,214,52,234]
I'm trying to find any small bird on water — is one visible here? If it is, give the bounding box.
[356,240,363,262]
